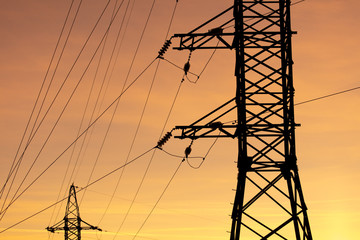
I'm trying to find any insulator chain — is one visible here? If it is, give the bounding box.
[157,131,173,148]
[158,39,172,58]
[184,142,192,159]
[183,51,192,76]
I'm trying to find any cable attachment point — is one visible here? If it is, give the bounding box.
[208,121,223,129]
[184,140,194,159]
[183,50,192,75]
[157,131,173,148]
[208,27,223,35]
[158,39,172,59]
[183,61,190,75]
[184,145,192,159]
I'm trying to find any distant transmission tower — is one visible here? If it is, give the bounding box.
[46,184,101,240]
[172,0,312,239]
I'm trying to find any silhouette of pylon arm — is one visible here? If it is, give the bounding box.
[172,5,235,50]
[46,184,101,240]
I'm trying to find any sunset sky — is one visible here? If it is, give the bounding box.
[0,0,359,240]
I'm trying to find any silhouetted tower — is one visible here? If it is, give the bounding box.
[172,0,312,239]
[46,184,101,240]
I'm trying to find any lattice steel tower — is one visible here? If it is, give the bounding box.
[46,184,101,240]
[172,0,312,239]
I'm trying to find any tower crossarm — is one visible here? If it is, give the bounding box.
[80,218,102,231]
[46,184,101,240]
[46,219,65,233]
[172,4,235,50]
[175,124,236,139]
[173,32,234,50]
[174,97,237,139]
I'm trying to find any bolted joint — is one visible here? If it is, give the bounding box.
[238,156,252,171]
[281,156,297,180]
[285,154,298,171]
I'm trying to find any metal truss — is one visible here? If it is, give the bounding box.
[173,0,312,239]
[46,184,101,240]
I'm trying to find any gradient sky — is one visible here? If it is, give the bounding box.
[1,0,359,240]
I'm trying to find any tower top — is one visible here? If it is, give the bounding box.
[46,184,101,240]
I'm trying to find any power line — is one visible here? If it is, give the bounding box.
[157,131,220,170]
[79,0,158,209]
[78,0,133,206]
[0,147,155,234]
[130,159,184,240]
[0,57,158,217]
[97,60,161,228]
[0,0,114,220]
[69,0,137,188]
[0,0,77,207]
[162,58,198,77]
[47,0,129,232]
[111,73,185,240]
[161,40,219,84]
[295,86,360,106]
[108,1,183,238]
[228,85,360,125]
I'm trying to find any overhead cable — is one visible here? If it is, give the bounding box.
[130,160,184,240]
[295,86,360,106]
[157,132,221,169]
[96,62,162,228]
[48,0,129,230]
[0,147,155,235]
[110,3,185,235]
[0,0,112,217]
[162,40,219,84]
[0,0,85,221]
[0,57,158,217]
[0,0,77,205]
[112,43,184,240]
[80,0,158,213]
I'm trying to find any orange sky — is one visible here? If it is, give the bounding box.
[0,1,359,240]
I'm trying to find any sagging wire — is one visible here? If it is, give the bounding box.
[157,131,221,169]
[184,40,220,84]
[0,0,129,220]
[0,147,155,234]
[157,38,195,82]
[110,78,185,240]
[161,41,219,84]
[130,158,184,240]
[0,57,158,219]
[0,0,77,202]
[185,131,221,169]
[159,148,203,160]
[194,40,219,82]
[48,0,127,232]
[79,0,159,206]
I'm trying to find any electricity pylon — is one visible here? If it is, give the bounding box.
[46,184,101,240]
[172,0,312,239]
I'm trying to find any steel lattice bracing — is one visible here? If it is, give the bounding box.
[46,184,101,240]
[173,0,312,239]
